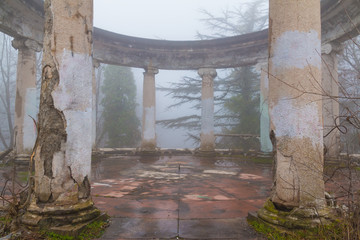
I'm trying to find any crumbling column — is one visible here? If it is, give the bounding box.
[12,38,41,161]
[258,0,327,228]
[257,61,273,153]
[141,67,158,151]
[322,43,341,159]
[22,0,100,231]
[199,68,217,152]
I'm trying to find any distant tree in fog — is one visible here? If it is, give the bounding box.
[338,36,360,153]
[158,0,267,149]
[101,65,140,147]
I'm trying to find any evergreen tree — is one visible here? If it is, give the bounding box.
[101,65,140,147]
[158,0,267,149]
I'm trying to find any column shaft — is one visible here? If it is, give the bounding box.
[322,50,340,158]
[22,0,99,229]
[268,0,325,208]
[13,41,38,156]
[141,67,158,150]
[199,68,217,151]
[92,61,100,149]
[259,62,273,153]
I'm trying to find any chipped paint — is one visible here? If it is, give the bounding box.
[270,98,322,146]
[143,106,156,140]
[138,171,186,180]
[272,30,321,70]
[239,173,263,180]
[93,182,112,187]
[203,170,237,175]
[52,49,93,184]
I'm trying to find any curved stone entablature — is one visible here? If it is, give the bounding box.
[93,28,268,69]
[1,0,359,69]
[321,0,360,43]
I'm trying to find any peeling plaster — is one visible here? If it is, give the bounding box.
[201,98,214,135]
[270,98,322,146]
[143,106,155,140]
[272,30,321,70]
[51,50,92,184]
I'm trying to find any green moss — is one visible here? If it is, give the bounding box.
[247,218,289,240]
[42,218,109,240]
[17,171,29,182]
[249,210,347,240]
[78,220,109,240]
[45,231,74,240]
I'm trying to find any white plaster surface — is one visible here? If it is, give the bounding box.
[263,73,269,90]
[260,93,272,152]
[201,98,214,135]
[23,88,37,150]
[52,50,93,184]
[91,99,96,147]
[143,106,155,140]
[272,30,321,70]
[270,98,322,146]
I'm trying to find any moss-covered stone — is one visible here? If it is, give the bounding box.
[258,199,333,229]
[248,211,343,240]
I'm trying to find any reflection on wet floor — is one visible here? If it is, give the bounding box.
[91,155,271,239]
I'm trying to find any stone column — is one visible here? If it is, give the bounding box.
[258,0,326,227]
[141,67,158,151]
[92,60,100,149]
[322,43,341,159]
[22,0,100,231]
[257,61,273,153]
[199,68,217,152]
[12,38,41,161]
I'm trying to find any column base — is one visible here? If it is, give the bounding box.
[254,199,334,230]
[15,154,31,165]
[139,149,160,156]
[21,198,102,236]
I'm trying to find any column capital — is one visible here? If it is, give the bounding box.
[321,42,345,55]
[255,60,268,72]
[198,68,217,78]
[12,38,42,52]
[144,67,159,75]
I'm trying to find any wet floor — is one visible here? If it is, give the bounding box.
[91,155,271,239]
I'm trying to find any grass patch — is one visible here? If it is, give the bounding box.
[17,171,29,182]
[248,216,346,240]
[43,218,109,240]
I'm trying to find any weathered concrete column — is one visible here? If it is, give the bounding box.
[141,67,158,151]
[22,0,100,231]
[257,0,328,228]
[199,68,217,152]
[322,43,341,159]
[12,38,41,160]
[92,60,100,149]
[256,61,273,153]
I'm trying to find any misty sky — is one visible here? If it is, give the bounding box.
[93,0,253,148]
[94,0,251,40]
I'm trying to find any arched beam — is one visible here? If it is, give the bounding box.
[93,28,268,69]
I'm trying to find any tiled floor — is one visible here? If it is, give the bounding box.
[91,155,272,239]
